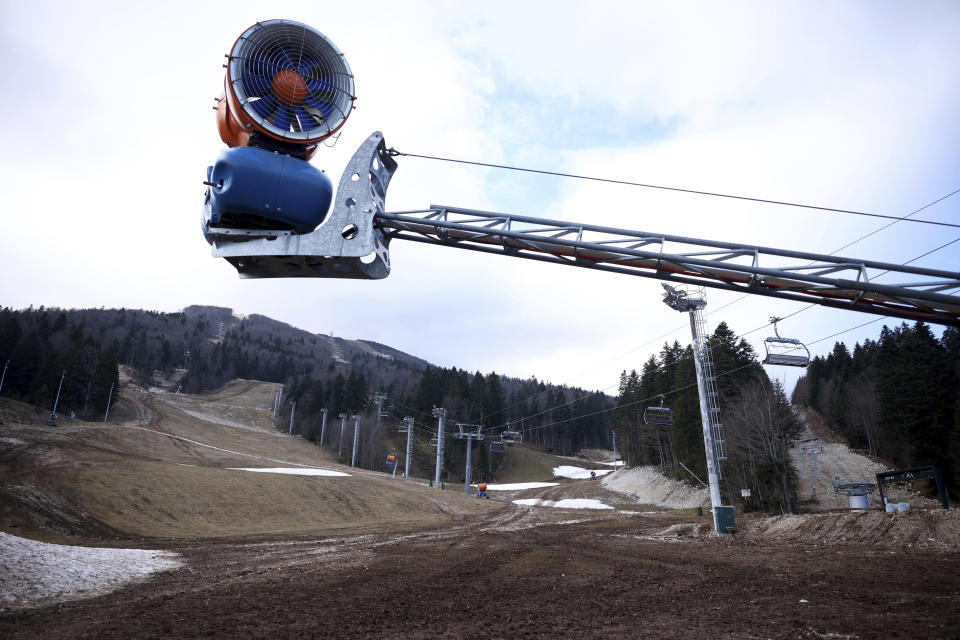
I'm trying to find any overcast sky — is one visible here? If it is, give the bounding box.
[1,1,958,398]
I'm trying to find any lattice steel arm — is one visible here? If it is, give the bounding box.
[209,132,960,326]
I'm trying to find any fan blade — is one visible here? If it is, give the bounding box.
[247,94,277,119]
[239,75,273,95]
[272,106,292,131]
[244,50,281,77]
[304,97,333,118]
[305,77,336,94]
[294,106,320,128]
[297,54,318,75]
[275,46,295,69]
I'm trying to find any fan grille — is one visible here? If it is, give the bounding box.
[227,19,355,144]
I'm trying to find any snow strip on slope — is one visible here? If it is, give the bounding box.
[0,532,180,610]
[486,482,559,490]
[513,499,613,510]
[553,466,613,479]
[230,467,350,477]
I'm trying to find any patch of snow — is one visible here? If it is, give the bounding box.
[0,437,27,446]
[486,482,559,491]
[601,466,708,509]
[0,532,180,610]
[598,460,626,467]
[553,465,613,479]
[513,498,614,510]
[230,467,350,477]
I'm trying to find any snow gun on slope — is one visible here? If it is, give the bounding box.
[202,19,396,279]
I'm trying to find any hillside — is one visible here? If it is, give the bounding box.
[2,374,960,639]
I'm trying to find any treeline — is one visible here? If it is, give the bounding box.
[281,364,615,482]
[793,321,960,495]
[616,322,803,514]
[0,307,119,419]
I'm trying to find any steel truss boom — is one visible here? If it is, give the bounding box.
[210,132,960,326]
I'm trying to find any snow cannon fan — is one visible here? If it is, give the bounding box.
[203,19,356,242]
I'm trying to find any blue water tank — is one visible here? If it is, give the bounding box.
[202,146,333,243]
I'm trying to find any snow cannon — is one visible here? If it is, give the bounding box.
[202,19,356,243]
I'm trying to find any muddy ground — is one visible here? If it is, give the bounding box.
[2,509,959,639]
[2,380,959,639]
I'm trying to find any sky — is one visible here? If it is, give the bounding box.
[1,1,958,400]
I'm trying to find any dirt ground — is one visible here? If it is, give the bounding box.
[2,382,959,639]
[2,510,959,639]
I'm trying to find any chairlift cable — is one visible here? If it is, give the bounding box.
[389,150,960,229]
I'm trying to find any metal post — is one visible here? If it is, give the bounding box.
[0,360,8,395]
[375,392,387,431]
[611,430,618,467]
[403,417,414,480]
[103,382,114,422]
[338,413,347,458]
[351,415,360,467]
[689,309,723,534]
[288,401,296,435]
[433,407,446,488]
[52,370,65,417]
[464,436,473,495]
[319,408,328,446]
[802,443,824,501]
[662,285,728,536]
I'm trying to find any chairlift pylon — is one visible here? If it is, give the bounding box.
[762,317,811,367]
[643,395,673,426]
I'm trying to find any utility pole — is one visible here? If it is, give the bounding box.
[611,429,618,467]
[272,385,283,417]
[801,442,825,501]
[455,424,484,495]
[432,407,446,488]
[103,382,114,422]
[662,284,730,536]
[52,370,65,417]
[351,415,360,467]
[374,392,387,431]
[0,360,8,395]
[319,408,328,446]
[338,413,347,458]
[288,401,296,435]
[403,417,414,480]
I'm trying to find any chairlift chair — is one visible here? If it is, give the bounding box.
[429,436,439,447]
[501,430,522,445]
[490,438,507,454]
[643,396,673,426]
[397,421,408,433]
[762,317,811,367]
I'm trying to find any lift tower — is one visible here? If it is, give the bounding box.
[662,284,730,534]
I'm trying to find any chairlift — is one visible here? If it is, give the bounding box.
[643,396,673,426]
[490,438,507,454]
[762,317,810,367]
[429,436,439,447]
[397,421,408,433]
[501,430,522,445]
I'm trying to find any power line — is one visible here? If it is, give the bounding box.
[389,149,960,230]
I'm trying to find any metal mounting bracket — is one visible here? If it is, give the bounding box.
[211,131,397,279]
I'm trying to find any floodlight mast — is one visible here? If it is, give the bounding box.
[209,132,960,327]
